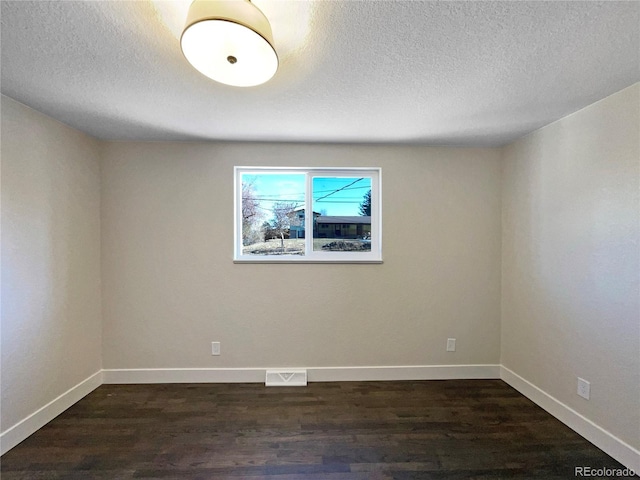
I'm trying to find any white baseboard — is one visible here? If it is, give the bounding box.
[500,366,640,473]
[0,370,103,456]
[308,364,501,382]
[102,364,501,384]
[102,368,265,384]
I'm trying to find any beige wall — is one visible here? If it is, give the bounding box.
[1,96,103,431]
[501,84,640,449]
[100,142,502,369]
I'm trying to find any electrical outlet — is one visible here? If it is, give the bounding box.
[577,377,590,400]
[446,338,456,352]
[211,342,221,356]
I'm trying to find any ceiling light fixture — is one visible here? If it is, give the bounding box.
[180,0,278,87]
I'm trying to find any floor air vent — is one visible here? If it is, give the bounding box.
[265,369,307,387]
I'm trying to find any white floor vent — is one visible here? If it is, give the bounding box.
[265,369,307,387]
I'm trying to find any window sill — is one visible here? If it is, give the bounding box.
[233,258,383,264]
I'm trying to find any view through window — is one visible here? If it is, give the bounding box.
[235,168,381,262]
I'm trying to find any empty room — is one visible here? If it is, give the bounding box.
[1,0,638,479]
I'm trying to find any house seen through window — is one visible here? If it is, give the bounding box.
[235,167,381,262]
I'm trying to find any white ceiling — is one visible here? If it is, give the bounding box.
[1,1,638,146]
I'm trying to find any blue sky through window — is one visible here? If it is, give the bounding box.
[312,177,371,216]
[243,174,371,217]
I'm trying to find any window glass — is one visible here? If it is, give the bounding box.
[240,172,305,256]
[312,176,372,253]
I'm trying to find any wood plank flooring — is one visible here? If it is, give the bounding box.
[1,380,635,479]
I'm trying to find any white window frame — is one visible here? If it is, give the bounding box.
[234,166,382,263]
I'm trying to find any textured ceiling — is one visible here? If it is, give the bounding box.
[1,1,638,146]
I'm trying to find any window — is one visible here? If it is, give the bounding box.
[235,167,381,263]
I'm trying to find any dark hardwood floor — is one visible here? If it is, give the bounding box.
[1,380,635,479]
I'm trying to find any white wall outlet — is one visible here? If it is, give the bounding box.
[577,377,590,400]
[446,338,456,352]
[211,342,221,356]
